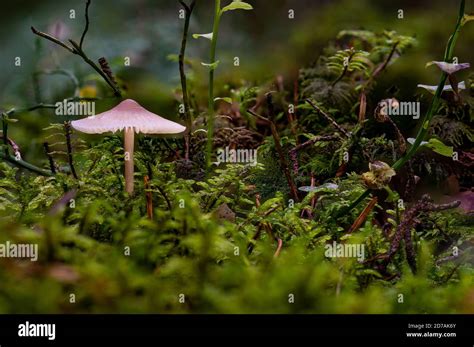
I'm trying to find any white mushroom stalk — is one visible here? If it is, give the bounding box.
[71,99,185,194]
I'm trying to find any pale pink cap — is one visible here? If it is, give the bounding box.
[71,99,186,134]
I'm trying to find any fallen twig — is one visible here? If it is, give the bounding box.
[347,197,378,234]
[306,99,350,138]
[247,105,299,202]
[64,122,78,179]
[179,0,197,160]
[43,142,56,174]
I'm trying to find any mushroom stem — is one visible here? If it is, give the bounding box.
[124,127,135,195]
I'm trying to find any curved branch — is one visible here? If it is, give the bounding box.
[80,0,91,49]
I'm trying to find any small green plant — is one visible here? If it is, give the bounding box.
[345,0,471,215]
[327,48,371,86]
[193,0,253,173]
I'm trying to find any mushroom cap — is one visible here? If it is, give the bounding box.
[71,99,186,135]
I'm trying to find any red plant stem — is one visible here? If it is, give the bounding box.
[273,238,283,258]
[347,197,378,234]
[144,175,153,219]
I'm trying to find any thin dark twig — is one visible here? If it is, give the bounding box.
[64,122,78,179]
[31,1,121,97]
[86,156,100,175]
[442,263,462,283]
[6,103,57,116]
[69,39,120,96]
[156,186,172,210]
[0,152,53,176]
[1,113,8,156]
[306,99,350,138]
[179,0,190,12]
[4,98,100,117]
[43,142,56,174]
[80,0,91,49]
[247,224,262,255]
[179,0,197,160]
[30,26,75,53]
[371,42,399,80]
[291,135,338,153]
[289,134,338,175]
[247,108,299,202]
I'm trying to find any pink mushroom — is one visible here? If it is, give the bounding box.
[72,99,185,194]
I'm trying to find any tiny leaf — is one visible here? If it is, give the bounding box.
[4,118,18,124]
[193,33,213,40]
[462,13,474,26]
[409,137,453,157]
[201,61,220,71]
[426,138,453,157]
[214,97,233,104]
[407,138,428,146]
[221,1,253,13]
[298,183,338,193]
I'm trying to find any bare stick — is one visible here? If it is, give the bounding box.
[43,142,56,174]
[306,99,350,138]
[80,0,91,49]
[30,26,75,53]
[247,108,299,202]
[289,134,337,175]
[156,185,172,211]
[31,1,121,97]
[64,122,79,179]
[347,197,378,234]
[179,0,197,160]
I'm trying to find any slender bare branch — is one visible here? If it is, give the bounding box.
[31,26,75,53]
[80,0,92,49]
[306,99,350,138]
[31,1,121,97]
[247,107,299,202]
[179,0,197,160]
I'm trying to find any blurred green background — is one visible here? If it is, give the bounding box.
[1,0,473,102]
